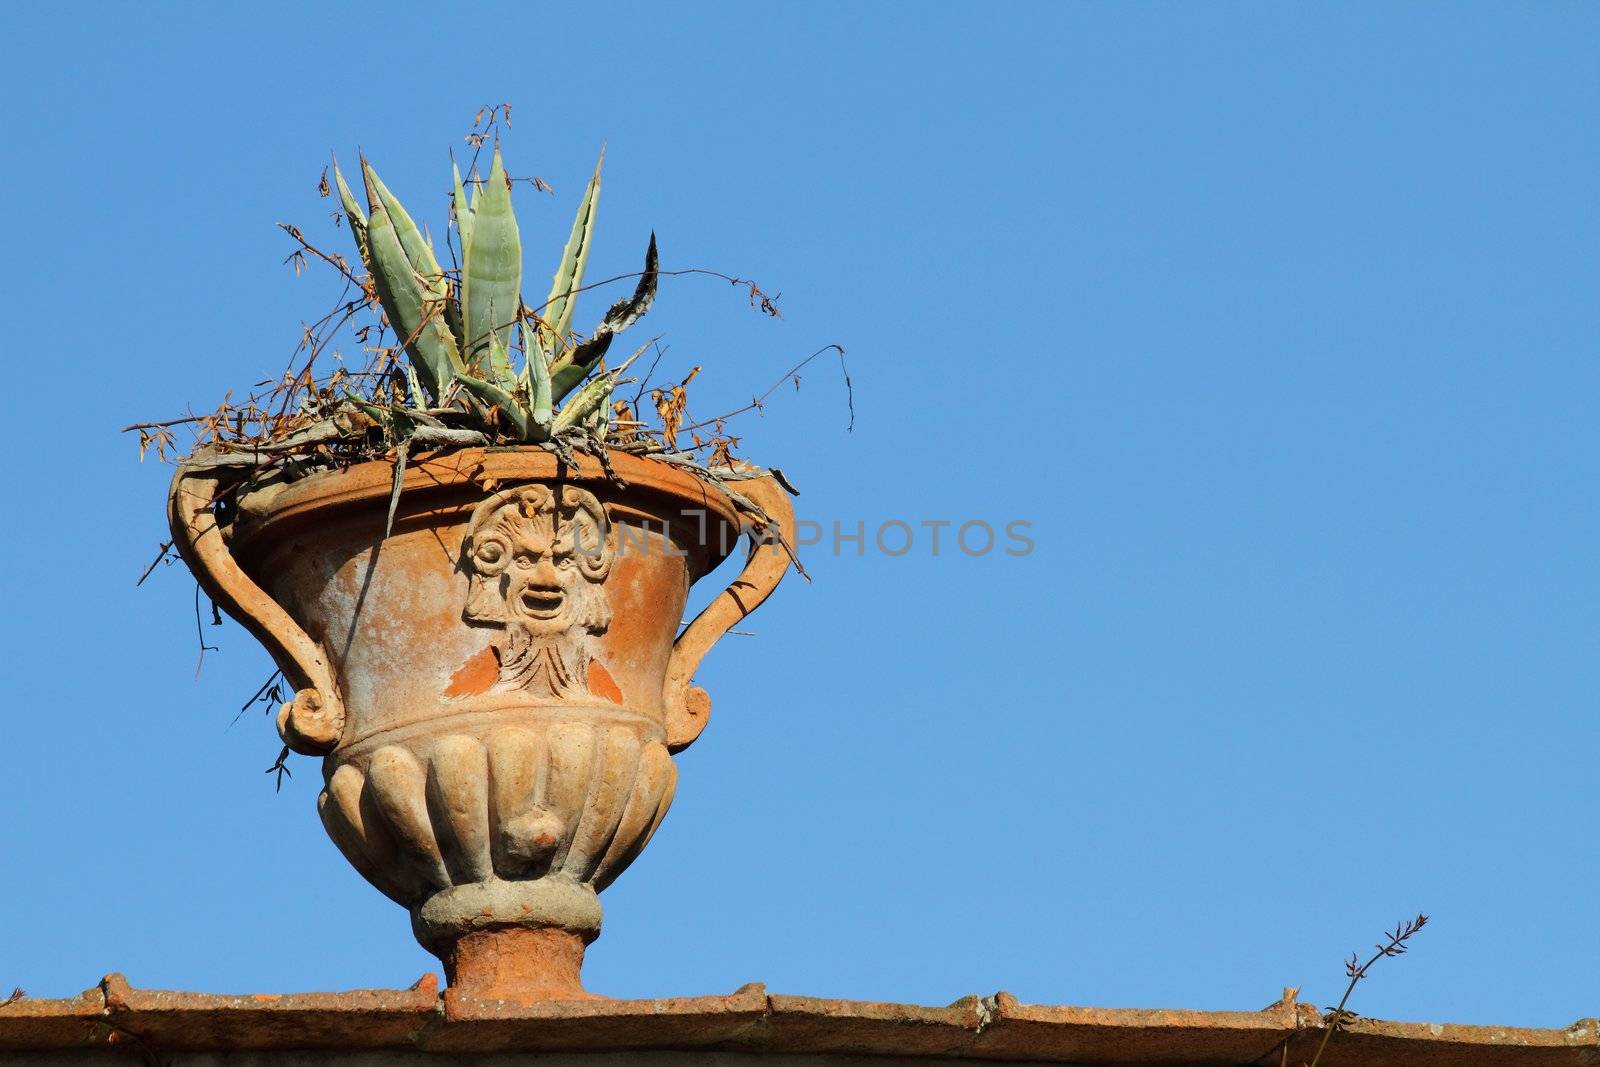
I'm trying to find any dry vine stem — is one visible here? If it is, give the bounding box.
[1306,914,1430,1067]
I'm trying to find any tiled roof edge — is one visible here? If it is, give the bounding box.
[0,975,1594,1064]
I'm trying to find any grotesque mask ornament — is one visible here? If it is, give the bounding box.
[461,484,614,700]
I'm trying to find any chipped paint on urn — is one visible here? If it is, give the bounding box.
[169,448,794,999]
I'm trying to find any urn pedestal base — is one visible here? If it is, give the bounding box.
[443,927,597,1003]
[414,878,602,1000]
[412,877,603,954]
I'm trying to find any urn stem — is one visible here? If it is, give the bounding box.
[442,927,597,1002]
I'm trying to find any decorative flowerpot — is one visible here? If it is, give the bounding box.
[169,448,793,1000]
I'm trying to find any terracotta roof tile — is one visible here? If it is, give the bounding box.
[0,985,103,1053]
[426,981,769,1054]
[969,990,1307,1063]
[97,972,440,1052]
[749,993,984,1057]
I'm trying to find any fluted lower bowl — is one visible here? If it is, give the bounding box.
[319,705,677,951]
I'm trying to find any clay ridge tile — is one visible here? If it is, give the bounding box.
[738,993,984,1057]
[426,981,770,1054]
[99,972,437,1053]
[968,989,1304,1064]
[0,985,106,1052]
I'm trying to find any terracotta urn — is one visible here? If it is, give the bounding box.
[169,448,793,1000]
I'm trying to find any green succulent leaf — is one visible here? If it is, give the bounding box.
[583,368,611,436]
[452,160,474,262]
[366,162,462,361]
[549,231,657,402]
[538,148,603,359]
[552,369,617,433]
[550,335,610,403]
[521,314,553,431]
[365,166,448,290]
[460,147,522,378]
[486,329,518,394]
[332,160,369,264]
[455,371,540,441]
[361,158,462,405]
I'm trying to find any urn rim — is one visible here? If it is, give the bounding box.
[229,445,746,560]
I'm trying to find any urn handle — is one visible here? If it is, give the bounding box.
[168,468,346,755]
[662,470,797,752]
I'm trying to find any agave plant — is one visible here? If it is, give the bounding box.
[332,146,657,443]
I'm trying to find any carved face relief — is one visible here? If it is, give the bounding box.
[460,485,615,700]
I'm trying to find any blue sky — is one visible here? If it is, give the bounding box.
[1,2,1595,1028]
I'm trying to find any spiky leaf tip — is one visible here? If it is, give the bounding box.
[460,146,522,378]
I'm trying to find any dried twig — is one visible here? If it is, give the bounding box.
[681,344,852,435]
[230,669,285,728]
[193,584,219,679]
[265,745,293,792]
[276,223,362,287]
[531,266,783,321]
[1307,914,1430,1067]
[135,541,174,587]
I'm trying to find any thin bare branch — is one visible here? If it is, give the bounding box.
[1308,915,1429,1067]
